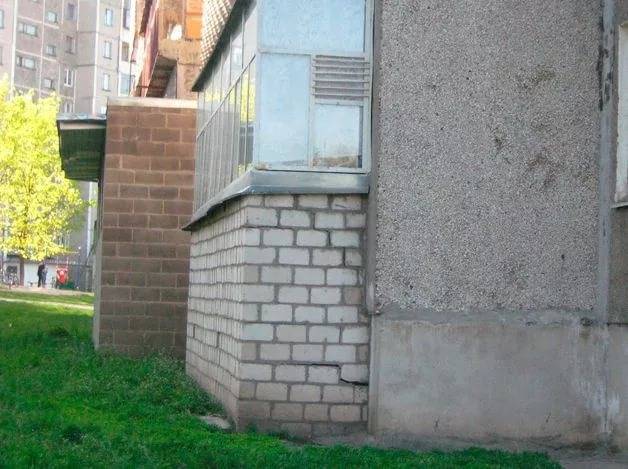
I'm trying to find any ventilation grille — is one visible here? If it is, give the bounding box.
[312,55,370,102]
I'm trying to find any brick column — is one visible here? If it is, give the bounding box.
[95,100,196,358]
[187,194,368,436]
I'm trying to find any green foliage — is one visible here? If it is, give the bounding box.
[0,78,88,261]
[0,293,561,468]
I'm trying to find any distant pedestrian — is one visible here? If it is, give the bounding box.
[37,261,46,288]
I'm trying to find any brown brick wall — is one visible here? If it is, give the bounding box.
[94,101,196,358]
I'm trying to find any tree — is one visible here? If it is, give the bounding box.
[0,79,88,285]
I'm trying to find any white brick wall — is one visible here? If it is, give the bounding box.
[187,194,368,436]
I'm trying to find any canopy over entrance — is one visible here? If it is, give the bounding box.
[56,114,106,182]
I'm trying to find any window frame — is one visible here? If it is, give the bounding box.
[66,3,76,21]
[63,68,74,87]
[103,40,112,59]
[46,10,58,24]
[65,35,75,54]
[18,22,38,37]
[0,9,4,29]
[104,8,113,27]
[17,55,36,70]
[43,77,54,89]
[45,44,57,56]
[102,73,111,91]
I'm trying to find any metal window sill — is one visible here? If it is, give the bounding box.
[183,170,370,231]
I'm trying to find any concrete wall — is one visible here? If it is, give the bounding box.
[368,0,628,450]
[94,99,196,358]
[187,194,368,436]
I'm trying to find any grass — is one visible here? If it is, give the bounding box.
[0,291,561,468]
[0,288,94,306]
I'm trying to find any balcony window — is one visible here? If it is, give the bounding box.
[104,9,113,27]
[18,22,38,36]
[16,55,36,70]
[45,44,57,56]
[193,0,372,211]
[121,41,130,62]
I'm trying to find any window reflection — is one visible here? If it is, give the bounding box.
[312,104,362,168]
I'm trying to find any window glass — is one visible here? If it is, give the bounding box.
[120,74,131,95]
[103,41,112,59]
[64,69,74,86]
[0,10,4,29]
[121,42,130,61]
[220,47,231,99]
[46,11,58,23]
[102,73,110,91]
[65,36,75,53]
[104,9,113,26]
[257,53,309,167]
[245,60,256,168]
[45,44,56,56]
[66,3,75,20]
[312,104,362,168]
[260,0,365,53]
[43,77,54,89]
[231,23,243,84]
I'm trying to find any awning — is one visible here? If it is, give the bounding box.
[56,114,106,182]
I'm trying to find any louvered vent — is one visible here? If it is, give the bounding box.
[312,55,370,102]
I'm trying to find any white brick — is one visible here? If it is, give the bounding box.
[343,287,363,305]
[280,210,310,227]
[340,364,368,382]
[346,213,366,228]
[304,404,329,421]
[239,401,270,418]
[331,196,362,211]
[240,363,272,381]
[358,344,369,362]
[327,306,358,323]
[354,386,368,404]
[296,230,327,247]
[330,230,360,247]
[279,248,309,265]
[242,323,274,341]
[298,195,328,208]
[263,229,294,246]
[312,249,342,266]
[246,207,278,226]
[243,228,261,245]
[330,405,361,422]
[310,287,341,305]
[345,249,363,267]
[241,343,257,360]
[309,326,340,343]
[256,383,288,401]
[242,265,260,284]
[315,212,344,229]
[243,285,275,303]
[278,286,309,304]
[325,345,356,363]
[342,326,369,344]
[309,366,339,384]
[290,385,321,402]
[260,343,291,361]
[239,381,256,399]
[322,385,354,403]
[261,266,292,284]
[294,306,325,323]
[276,365,306,382]
[261,304,293,322]
[276,325,307,342]
[244,247,276,264]
[293,344,323,361]
[265,195,294,208]
[272,403,303,421]
[327,268,358,286]
[242,303,259,321]
[294,267,325,285]
[241,195,264,207]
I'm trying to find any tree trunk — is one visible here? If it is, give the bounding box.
[19,256,24,286]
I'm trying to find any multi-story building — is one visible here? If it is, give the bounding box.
[0,0,137,286]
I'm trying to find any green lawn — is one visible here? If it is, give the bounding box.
[0,288,94,306]
[0,292,561,468]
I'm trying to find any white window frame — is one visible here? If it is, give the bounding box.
[64,68,74,87]
[102,73,110,91]
[104,9,113,26]
[43,77,54,89]
[103,40,112,59]
[63,101,72,113]
[18,22,38,36]
[45,44,56,56]
[121,42,130,62]
[17,55,36,69]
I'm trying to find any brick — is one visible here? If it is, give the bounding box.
[312,249,343,266]
[264,195,294,208]
[151,128,181,142]
[280,210,310,227]
[345,250,363,267]
[262,228,294,246]
[239,382,256,399]
[327,268,358,286]
[310,287,341,305]
[164,172,194,186]
[120,185,148,198]
[239,401,271,418]
[298,195,328,209]
[244,247,276,264]
[304,404,329,421]
[275,365,306,382]
[242,323,274,341]
[346,213,366,228]
[149,215,180,229]
[342,326,369,344]
[340,365,368,382]
[290,385,321,402]
[292,344,323,362]
[294,306,325,323]
[323,385,354,403]
[296,230,327,247]
[243,266,260,284]
[261,304,292,322]
[261,266,292,284]
[325,345,356,363]
[243,228,261,246]
[149,186,178,200]
[278,248,309,265]
[256,383,288,401]
[330,405,361,422]
[294,268,325,285]
[309,366,339,384]
[135,171,164,185]
[343,287,363,305]
[134,199,163,214]
[330,231,360,247]
[260,344,291,361]
[331,196,362,211]
[278,286,308,304]
[276,325,306,342]
[138,113,165,128]
[309,326,340,343]
[240,363,272,381]
[164,142,194,158]
[354,386,368,404]
[246,207,277,226]
[243,285,275,303]
[272,403,303,421]
[315,213,344,229]
[327,306,359,323]
[242,303,260,321]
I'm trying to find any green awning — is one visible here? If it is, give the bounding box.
[56,114,106,182]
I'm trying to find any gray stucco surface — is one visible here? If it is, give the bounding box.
[374,0,601,314]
